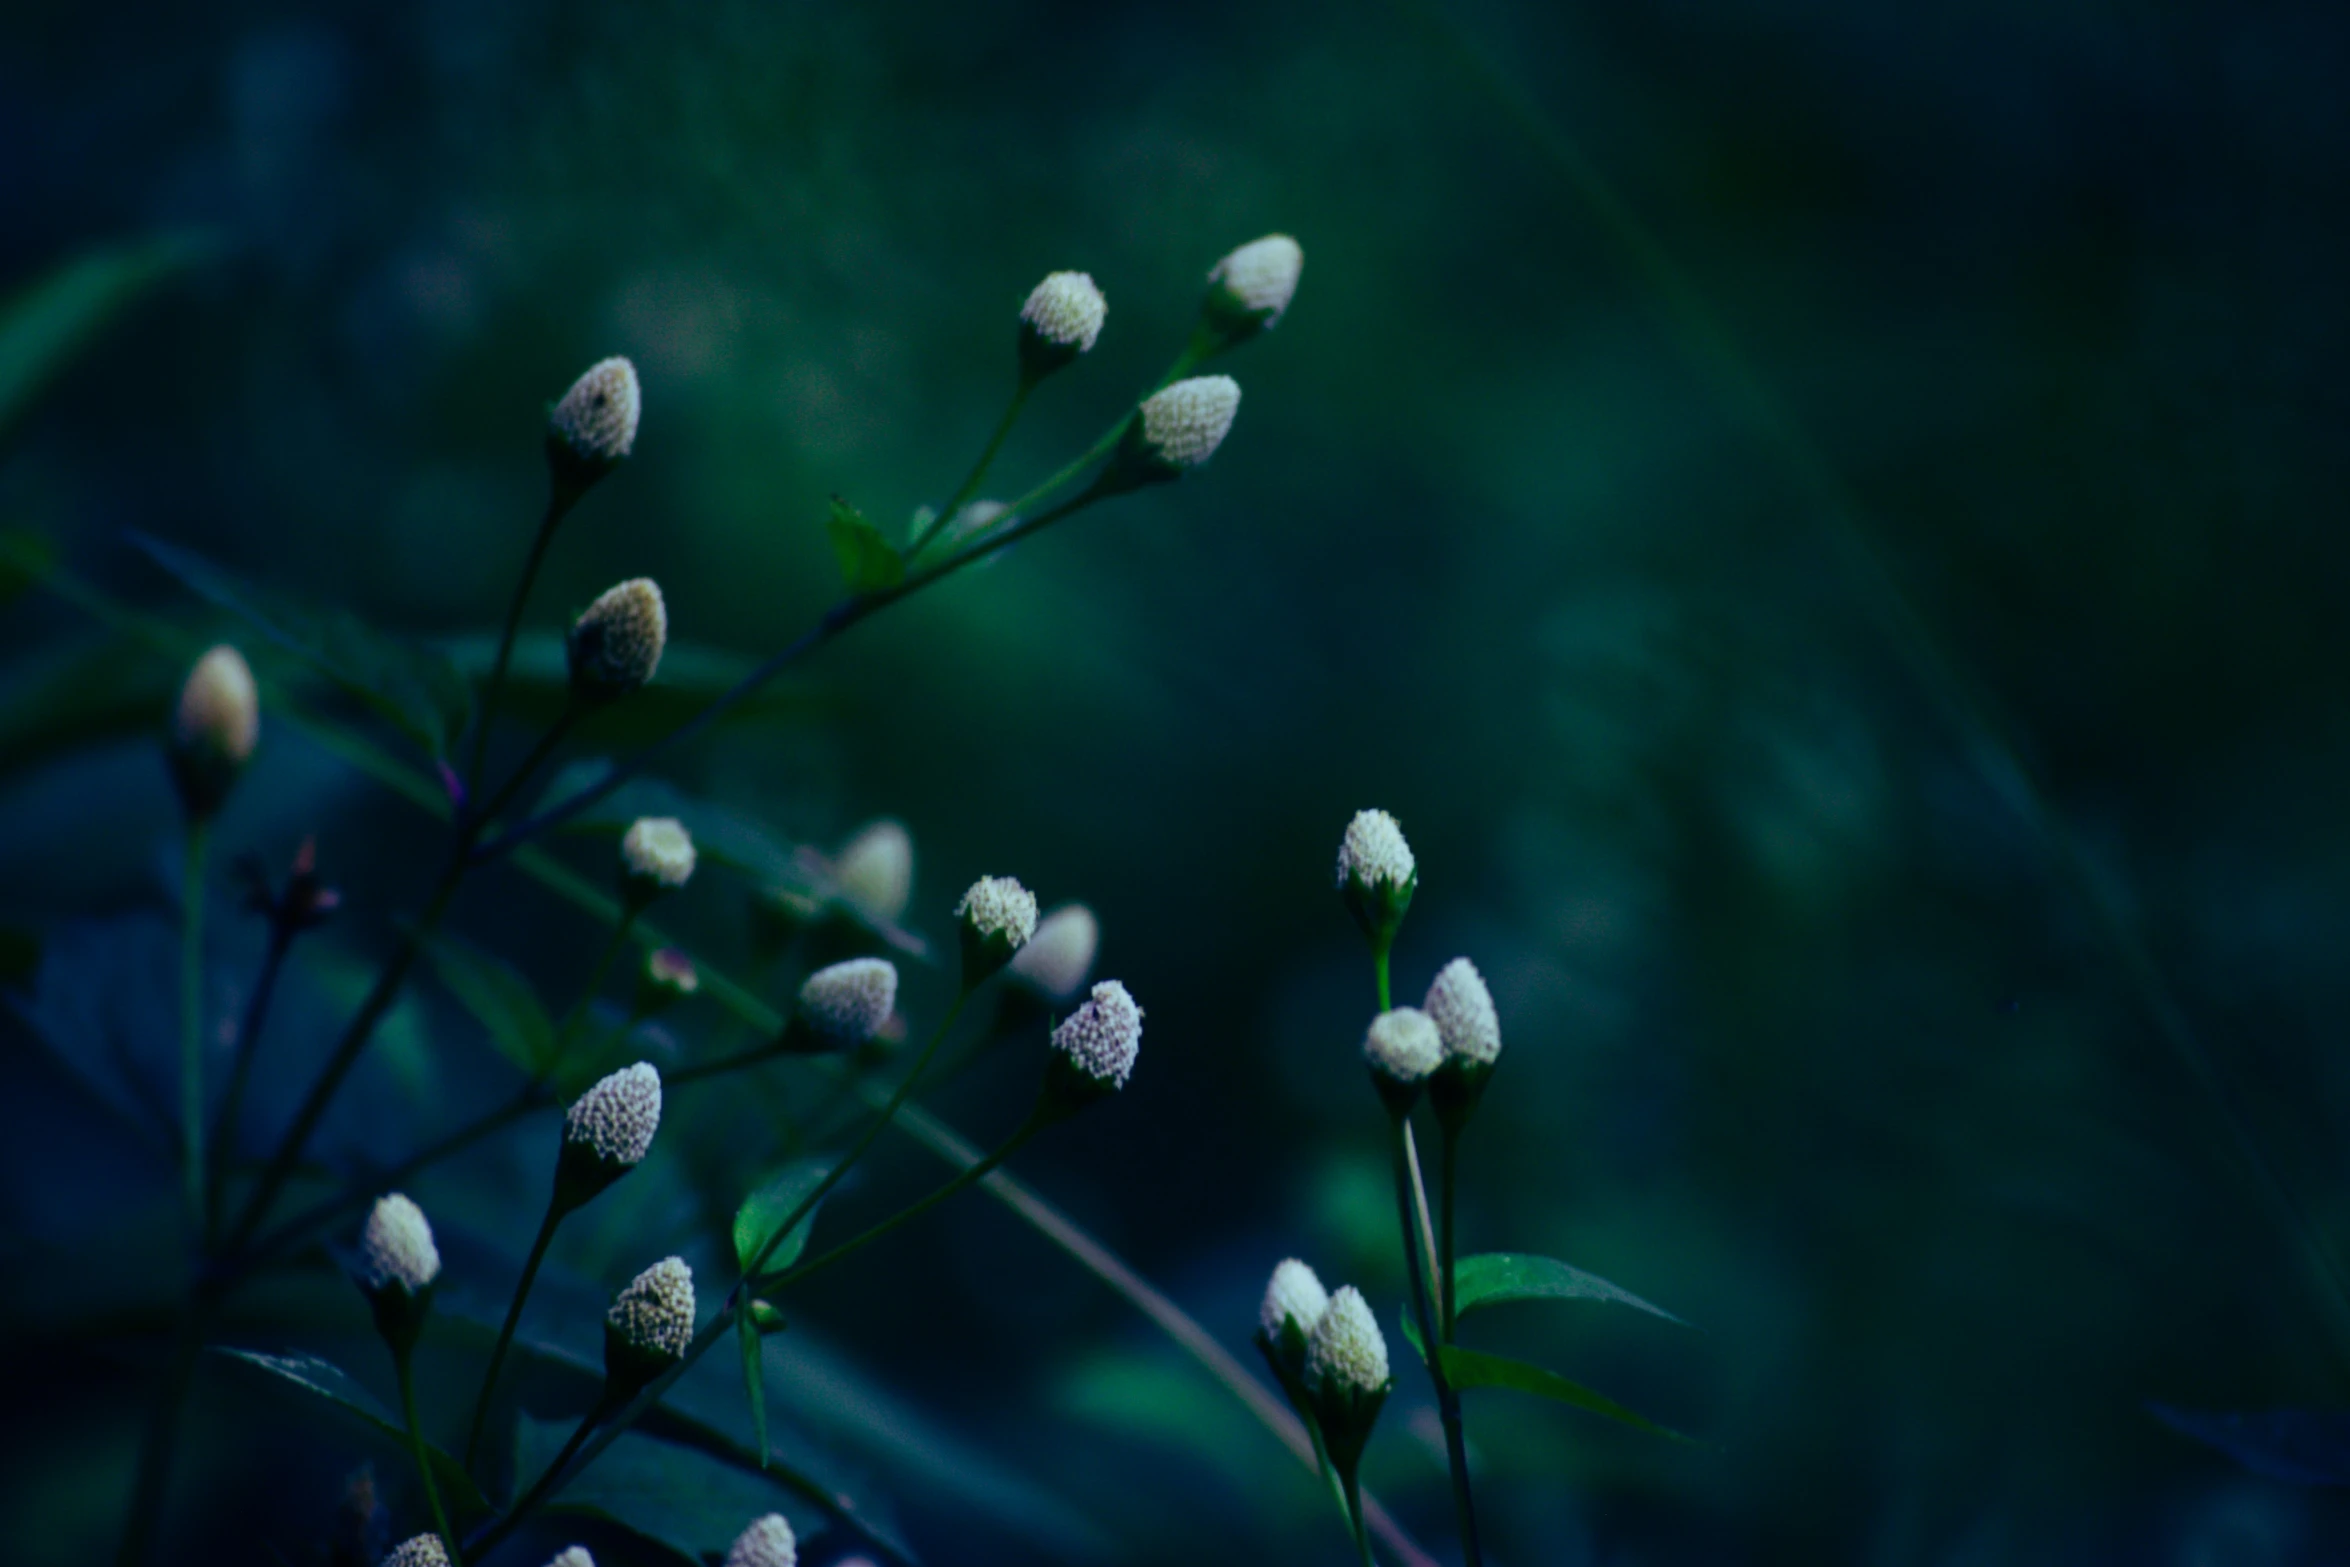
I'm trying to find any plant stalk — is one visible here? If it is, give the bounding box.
[764,1114,1041,1290]
[463,491,571,801]
[398,1347,462,1565]
[179,820,210,1233]
[1390,1115,1482,1567]
[464,1200,563,1472]
[1439,1123,1462,1341]
[908,374,1034,560]
[207,922,292,1245]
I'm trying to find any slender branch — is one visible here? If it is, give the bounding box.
[208,924,292,1245]
[490,1397,603,1545]
[1344,1472,1377,1567]
[547,911,634,1071]
[463,1201,562,1472]
[397,1348,462,1565]
[1390,1116,1481,1567]
[763,1113,1041,1291]
[1439,1123,1461,1341]
[178,821,211,1233]
[463,491,571,799]
[466,703,580,836]
[908,374,1035,560]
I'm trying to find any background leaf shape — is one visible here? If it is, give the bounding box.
[215,1348,490,1518]
[0,234,212,442]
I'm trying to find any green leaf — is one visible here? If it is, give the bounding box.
[413,926,555,1076]
[734,1160,832,1276]
[215,1349,490,1517]
[516,1413,823,1560]
[0,625,181,784]
[739,1307,770,1472]
[1439,1340,1694,1444]
[128,531,474,759]
[1453,1251,1686,1327]
[0,234,213,442]
[826,497,905,595]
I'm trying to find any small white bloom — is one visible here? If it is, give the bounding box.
[1335,809,1413,893]
[174,644,260,765]
[380,1537,451,1567]
[1209,235,1303,326]
[568,578,668,700]
[607,1256,695,1358]
[798,957,899,1045]
[1260,1257,1330,1341]
[359,1193,440,1293]
[621,816,696,890]
[1306,1285,1390,1395]
[542,1552,595,1567]
[645,946,699,997]
[565,1062,663,1168]
[956,875,1038,951]
[550,356,641,465]
[1019,271,1106,354]
[723,1513,798,1567]
[1008,903,1099,1002]
[832,819,913,923]
[1424,957,1501,1067]
[1050,979,1144,1089]
[1137,375,1241,469]
[1363,1008,1442,1085]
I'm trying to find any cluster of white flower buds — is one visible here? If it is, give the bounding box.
[955,873,1038,987]
[380,1535,452,1567]
[1254,1258,1391,1483]
[786,956,900,1052]
[619,814,696,904]
[555,1061,664,1211]
[354,1192,440,1354]
[546,355,642,502]
[167,643,259,820]
[723,1513,798,1567]
[568,577,668,705]
[604,1255,696,1399]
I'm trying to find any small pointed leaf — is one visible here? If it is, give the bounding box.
[1439,1343,1693,1444]
[826,497,904,595]
[216,1348,490,1516]
[515,1413,822,1559]
[413,926,555,1075]
[734,1159,832,1276]
[1453,1251,1686,1327]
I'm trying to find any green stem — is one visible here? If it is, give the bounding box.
[909,374,1035,560]
[1390,1115,1482,1567]
[178,820,211,1234]
[464,492,571,799]
[491,1397,604,1546]
[464,1200,563,1473]
[764,1114,1041,1290]
[1439,1123,1461,1341]
[1373,943,1391,1012]
[1344,1471,1376,1567]
[468,703,579,834]
[746,993,969,1278]
[207,923,292,1246]
[398,1348,462,1565]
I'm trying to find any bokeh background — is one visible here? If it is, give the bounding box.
[6,0,2350,1562]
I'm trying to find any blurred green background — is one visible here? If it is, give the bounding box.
[5,0,2350,1562]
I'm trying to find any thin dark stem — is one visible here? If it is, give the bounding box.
[1439,1124,1461,1341]
[1390,1115,1482,1567]
[665,1038,788,1087]
[464,1201,563,1473]
[908,375,1035,560]
[207,925,292,1246]
[492,1399,602,1542]
[1344,1472,1376,1567]
[397,1349,461,1565]
[463,492,569,800]
[546,912,634,1073]
[111,1293,209,1567]
[179,821,210,1233]
[467,703,580,836]
[764,1114,1040,1290]
[221,862,467,1255]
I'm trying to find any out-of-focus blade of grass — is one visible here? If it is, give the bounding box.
[0,234,215,443]
[13,545,1444,1567]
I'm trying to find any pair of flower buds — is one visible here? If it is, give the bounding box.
[1257,1257,1393,1479]
[378,1510,797,1567]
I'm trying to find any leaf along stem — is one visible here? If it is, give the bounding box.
[179,819,210,1234]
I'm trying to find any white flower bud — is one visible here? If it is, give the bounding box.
[542,1552,595,1567]
[565,1062,663,1168]
[1424,957,1501,1067]
[549,357,641,468]
[359,1192,441,1294]
[797,957,898,1046]
[607,1256,695,1359]
[1260,1257,1329,1341]
[1364,1007,1441,1086]
[169,644,259,817]
[1208,235,1303,328]
[1137,375,1241,470]
[1335,809,1414,895]
[568,578,668,702]
[1019,271,1106,355]
[955,874,1036,985]
[1306,1285,1390,1396]
[381,1537,451,1567]
[620,816,696,893]
[723,1514,798,1567]
[832,819,913,923]
[645,946,699,997]
[1050,979,1143,1090]
[1008,903,1099,1003]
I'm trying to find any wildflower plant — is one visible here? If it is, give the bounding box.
[7,231,1421,1567]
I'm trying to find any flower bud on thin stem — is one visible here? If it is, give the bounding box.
[618,815,695,909]
[1097,375,1242,496]
[1008,903,1099,1005]
[780,957,898,1054]
[723,1513,798,1567]
[604,1256,696,1403]
[635,946,698,1019]
[356,1198,458,1565]
[169,645,259,821]
[1036,979,1143,1123]
[1363,1006,1441,1118]
[955,875,1037,991]
[382,1535,453,1567]
[554,1061,663,1211]
[1198,234,1303,355]
[1017,271,1107,380]
[1336,810,1416,976]
[546,356,641,505]
[568,579,667,706]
